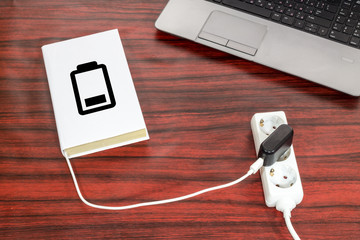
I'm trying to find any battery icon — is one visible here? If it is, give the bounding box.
[70,61,116,115]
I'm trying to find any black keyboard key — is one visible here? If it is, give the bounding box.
[353,4,360,12]
[255,0,266,7]
[304,22,319,33]
[276,5,286,13]
[354,29,360,37]
[272,12,282,21]
[318,27,328,36]
[336,15,346,24]
[306,15,332,28]
[294,3,304,11]
[350,36,360,47]
[222,0,272,18]
[332,23,343,31]
[326,4,338,13]
[330,30,350,43]
[346,18,357,27]
[329,0,341,7]
[282,15,294,25]
[350,12,360,19]
[307,0,316,6]
[342,1,352,10]
[305,26,317,33]
[296,11,306,20]
[315,2,325,9]
[339,8,349,17]
[314,9,335,21]
[266,2,276,10]
[294,19,305,28]
[285,8,295,17]
[343,26,354,35]
[284,0,294,8]
[304,6,314,14]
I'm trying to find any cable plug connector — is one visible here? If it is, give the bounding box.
[276,197,296,216]
[249,158,264,174]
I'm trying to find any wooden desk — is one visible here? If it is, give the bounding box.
[1,1,359,239]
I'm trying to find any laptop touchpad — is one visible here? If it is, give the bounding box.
[198,11,267,56]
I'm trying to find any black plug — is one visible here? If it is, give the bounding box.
[258,124,294,166]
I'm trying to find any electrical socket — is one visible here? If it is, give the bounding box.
[251,111,303,207]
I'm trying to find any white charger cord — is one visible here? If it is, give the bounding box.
[284,213,300,240]
[276,198,301,240]
[64,154,264,211]
[65,155,300,239]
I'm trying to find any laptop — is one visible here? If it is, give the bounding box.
[155,0,360,96]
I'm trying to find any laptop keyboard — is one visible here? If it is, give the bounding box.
[207,0,360,49]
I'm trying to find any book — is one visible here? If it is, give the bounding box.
[42,29,149,158]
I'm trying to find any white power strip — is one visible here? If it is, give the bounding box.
[251,111,303,207]
[251,111,303,239]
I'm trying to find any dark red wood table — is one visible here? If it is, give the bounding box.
[1,1,359,239]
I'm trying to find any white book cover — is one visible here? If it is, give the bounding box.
[42,29,149,158]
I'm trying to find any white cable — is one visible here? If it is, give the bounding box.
[276,199,301,240]
[284,211,301,240]
[64,154,264,210]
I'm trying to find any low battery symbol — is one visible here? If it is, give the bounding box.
[70,61,116,115]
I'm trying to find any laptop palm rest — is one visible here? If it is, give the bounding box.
[198,11,267,56]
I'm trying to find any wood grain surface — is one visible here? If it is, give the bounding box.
[0,0,359,239]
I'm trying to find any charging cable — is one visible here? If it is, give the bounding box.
[64,154,264,210]
[276,198,300,240]
[284,212,300,240]
[63,124,299,238]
